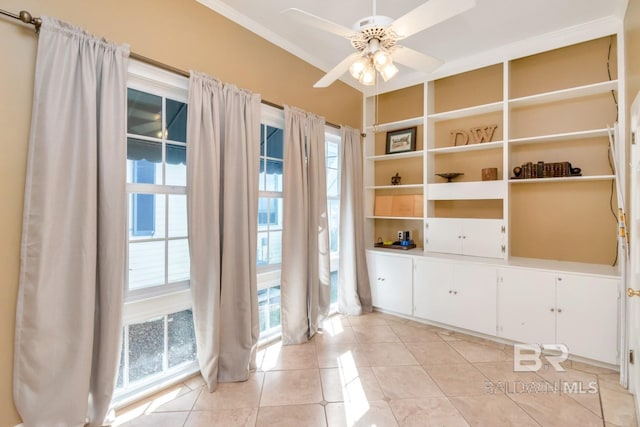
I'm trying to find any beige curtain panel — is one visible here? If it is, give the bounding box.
[187,71,260,392]
[281,106,330,345]
[338,126,372,315]
[14,17,129,427]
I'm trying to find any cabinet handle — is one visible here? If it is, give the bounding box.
[449,290,453,294]
[557,308,562,313]
[453,291,458,295]
[458,235,462,239]
[462,235,467,239]
[550,308,555,312]
[557,277,562,282]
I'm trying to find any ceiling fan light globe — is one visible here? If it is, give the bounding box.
[373,50,391,69]
[380,63,399,82]
[349,57,367,79]
[359,65,376,85]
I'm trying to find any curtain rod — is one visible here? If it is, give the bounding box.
[2,8,350,132]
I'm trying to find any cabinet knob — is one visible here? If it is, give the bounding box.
[449,290,453,294]
[557,277,562,282]
[453,291,458,295]
[462,235,467,239]
[458,235,462,239]
[550,308,555,312]
[557,308,562,313]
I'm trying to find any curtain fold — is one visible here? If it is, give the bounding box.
[281,106,330,345]
[187,71,260,392]
[14,17,129,427]
[338,126,372,315]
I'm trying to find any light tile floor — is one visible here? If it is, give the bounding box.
[114,311,638,427]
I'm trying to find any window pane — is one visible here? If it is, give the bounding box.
[266,159,283,192]
[128,241,165,290]
[258,288,268,332]
[129,194,166,240]
[327,169,339,198]
[128,316,164,383]
[269,285,281,328]
[258,158,266,192]
[266,126,283,159]
[330,271,338,305]
[116,330,124,389]
[168,239,190,283]
[326,141,339,169]
[328,199,340,253]
[270,198,283,228]
[168,195,187,238]
[166,144,186,186]
[127,88,162,138]
[166,99,187,143]
[127,139,162,184]
[268,230,282,265]
[168,309,196,368]
[257,231,268,266]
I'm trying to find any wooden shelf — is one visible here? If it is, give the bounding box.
[509,80,618,108]
[428,140,504,154]
[509,175,615,184]
[366,216,424,220]
[509,128,610,146]
[427,101,503,122]
[366,117,423,133]
[366,150,424,161]
[366,184,424,190]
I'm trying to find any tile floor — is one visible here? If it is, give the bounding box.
[115,311,638,427]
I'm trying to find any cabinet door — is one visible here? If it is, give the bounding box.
[556,274,619,364]
[425,218,463,255]
[413,258,454,324]
[367,252,413,315]
[497,268,556,345]
[462,219,505,258]
[453,264,497,336]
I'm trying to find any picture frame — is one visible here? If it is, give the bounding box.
[385,127,417,154]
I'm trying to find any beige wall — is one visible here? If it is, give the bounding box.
[0,1,362,424]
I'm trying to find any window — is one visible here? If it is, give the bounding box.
[115,62,196,405]
[257,107,285,341]
[256,106,342,342]
[326,133,341,309]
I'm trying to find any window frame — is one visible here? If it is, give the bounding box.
[114,60,197,407]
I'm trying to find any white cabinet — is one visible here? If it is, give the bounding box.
[497,269,556,344]
[366,252,413,316]
[556,274,619,365]
[414,258,497,336]
[498,268,619,364]
[425,218,505,259]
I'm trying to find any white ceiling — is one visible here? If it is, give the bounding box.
[197,0,627,94]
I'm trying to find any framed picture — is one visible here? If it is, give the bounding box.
[386,127,417,154]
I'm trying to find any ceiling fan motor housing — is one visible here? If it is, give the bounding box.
[351,15,397,53]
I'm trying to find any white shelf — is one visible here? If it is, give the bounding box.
[427,181,506,200]
[509,175,615,184]
[366,216,424,220]
[366,184,423,190]
[509,80,618,108]
[428,140,504,154]
[366,150,424,161]
[366,117,423,133]
[509,128,610,146]
[427,101,503,122]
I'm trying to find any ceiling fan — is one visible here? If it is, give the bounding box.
[283,0,476,87]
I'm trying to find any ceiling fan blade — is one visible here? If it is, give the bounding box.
[314,52,362,88]
[282,8,354,39]
[392,45,443,73]
[389,0,476,39]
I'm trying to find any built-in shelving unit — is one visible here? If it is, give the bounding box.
[364,34,624,266]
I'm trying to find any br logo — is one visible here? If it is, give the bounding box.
[513,344,569,372]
